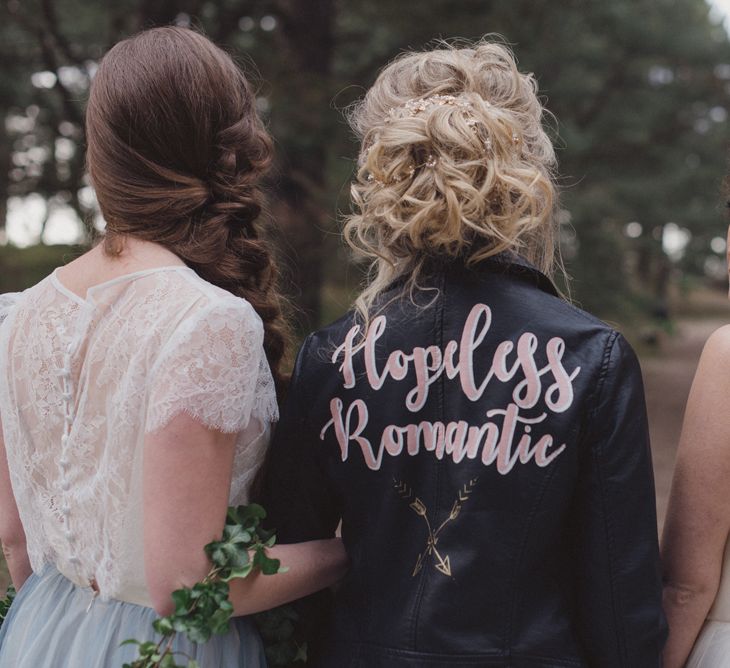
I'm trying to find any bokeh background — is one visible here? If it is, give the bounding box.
[2,0,730,590]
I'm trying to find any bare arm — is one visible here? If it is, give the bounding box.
[143,413,346,617]
[226,539,346,616]
[0,424,31,591]
[662,325,730,667]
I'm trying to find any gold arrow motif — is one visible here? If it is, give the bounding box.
[393,478,413,501]
[434,553,451,577]
[413,551,426,576]
[394,477,479,578]
[409,498,427,516]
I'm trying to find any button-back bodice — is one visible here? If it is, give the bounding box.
[0,267,278,607]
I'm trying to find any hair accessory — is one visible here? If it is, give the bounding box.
[362,94,522,186]
[392,93,481,119]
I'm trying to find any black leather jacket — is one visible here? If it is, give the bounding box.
[262,255,667,667]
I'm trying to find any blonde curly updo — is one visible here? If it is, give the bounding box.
[345,39,560,321]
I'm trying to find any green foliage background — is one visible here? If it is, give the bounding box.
[0,0,729,328]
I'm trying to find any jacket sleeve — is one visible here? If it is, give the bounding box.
[257,335,342,663]
[259,333,341,541]
[571,332,667,666]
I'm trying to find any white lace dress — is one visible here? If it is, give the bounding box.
[0,265,278,667]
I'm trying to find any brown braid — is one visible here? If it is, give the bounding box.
[85,27,289,399]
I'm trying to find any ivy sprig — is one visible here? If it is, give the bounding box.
[0,584,15,630]
[122,503,305,668]
[255,605,309,666]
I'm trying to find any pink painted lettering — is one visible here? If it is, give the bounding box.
[325,302,580,474]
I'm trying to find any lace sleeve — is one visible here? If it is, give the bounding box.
[145,296,274,434]
[0,293,20,327]
[0,293,21,427]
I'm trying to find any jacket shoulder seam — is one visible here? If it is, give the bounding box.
[588,329,629,663]
[292,332,316,431]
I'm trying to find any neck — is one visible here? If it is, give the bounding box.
[100,235,186,268]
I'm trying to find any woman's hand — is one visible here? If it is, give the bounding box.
[227,537,348,616]
[662,325,730,667]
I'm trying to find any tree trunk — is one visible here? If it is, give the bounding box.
[268,0,336,332]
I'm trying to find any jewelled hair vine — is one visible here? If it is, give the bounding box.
[363,92,520,187]
[388,93,481,119]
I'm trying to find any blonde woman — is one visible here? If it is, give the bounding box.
[262,40,667,666]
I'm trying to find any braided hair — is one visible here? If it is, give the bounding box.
[85,26,289,399]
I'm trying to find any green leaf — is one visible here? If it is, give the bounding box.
[152,617,175,636]
[225,524,253,544]
[211,587,231,605]
[209,608,232,635]
[119,639,141,647]
[254,549,283,575]
[220,563,253,582]
[171,589,192,613]
[172,617,189,633]
[224,543,251,569]
[186,623,212,644]
[226,506,243,525]
[294,642,308,662]
[239,503,267,521]
[205,541,230,566]
[159,652,180,668]
[0,585,16,631]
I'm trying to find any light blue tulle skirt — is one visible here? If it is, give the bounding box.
[0,565,267,667]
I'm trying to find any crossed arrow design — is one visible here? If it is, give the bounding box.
[393,476,479,578]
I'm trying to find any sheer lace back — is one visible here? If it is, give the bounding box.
[0,267,278,606]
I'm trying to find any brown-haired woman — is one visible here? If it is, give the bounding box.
[0,27,346,667]
[262,39,667,666]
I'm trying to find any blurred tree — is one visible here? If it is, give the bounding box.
[0,243,79,293]
[512,0,730,316]
[1,0,730,327]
